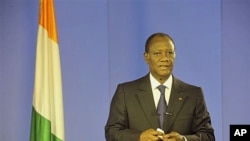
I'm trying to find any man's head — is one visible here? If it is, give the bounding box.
[144,33,176,83]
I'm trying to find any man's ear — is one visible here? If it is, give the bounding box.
[144,53,149,64]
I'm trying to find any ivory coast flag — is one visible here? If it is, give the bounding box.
[30,0,65,141]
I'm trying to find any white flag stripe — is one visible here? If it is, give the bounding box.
[33,25,64,140]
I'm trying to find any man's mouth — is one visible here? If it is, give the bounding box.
[159,65,169,69]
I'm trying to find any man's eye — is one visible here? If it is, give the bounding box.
[154,52,161,55]
[168,51,174,55]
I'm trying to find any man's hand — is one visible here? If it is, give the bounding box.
[139,128,164,141]
[163,132,185,141]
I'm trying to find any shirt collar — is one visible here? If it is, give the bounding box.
[149,73,173,89]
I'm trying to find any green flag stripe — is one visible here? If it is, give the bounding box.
[30,107,62,141]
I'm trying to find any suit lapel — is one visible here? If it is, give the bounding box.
[164,77,188,132]
[136,75,160,129]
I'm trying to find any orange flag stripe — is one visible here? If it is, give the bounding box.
[39,0,58,43]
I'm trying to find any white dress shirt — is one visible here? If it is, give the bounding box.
[149,73,173,109]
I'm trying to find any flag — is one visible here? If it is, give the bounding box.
[30,0,65,141]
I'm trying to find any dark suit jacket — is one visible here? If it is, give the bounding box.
[105,74,215,141]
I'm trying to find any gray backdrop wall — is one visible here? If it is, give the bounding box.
[1,0,249,141]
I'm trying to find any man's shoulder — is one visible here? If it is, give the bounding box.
[173,76,201,89]
[120,74,149,86]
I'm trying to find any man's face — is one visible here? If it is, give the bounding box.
[144,37,176,82]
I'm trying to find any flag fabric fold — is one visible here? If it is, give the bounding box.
[30,0,65,141]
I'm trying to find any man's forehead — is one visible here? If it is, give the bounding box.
[149,38,175,49]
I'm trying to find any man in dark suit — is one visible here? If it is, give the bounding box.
[105,33,215,141]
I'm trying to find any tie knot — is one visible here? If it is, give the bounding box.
[157,85,166,94]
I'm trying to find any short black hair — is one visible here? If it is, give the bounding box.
[145,32,175,53]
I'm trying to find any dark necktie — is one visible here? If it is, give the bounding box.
[157,85,167,129]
